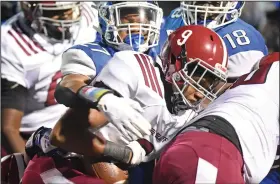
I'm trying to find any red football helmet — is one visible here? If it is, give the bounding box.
[161,25,228,110]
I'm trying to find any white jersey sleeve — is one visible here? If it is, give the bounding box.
[61,48,97,77]
[189,61,279,183]
[1,24,27,88]
[227,50,265,78]
[94,51,193,161]
[81,2,99,27]
[60,2,100,78]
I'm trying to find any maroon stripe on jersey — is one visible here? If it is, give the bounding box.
[82,12,89,26]
[139,54,157,93]
[45,71,62,106]
[8,30,31,56]
[135,54,150,87]
[13,24,45,52]
[33,41,46,52]
[137,138,154,155]
[84,3,95,20]
[145,55,163,98]
[82,4,92,24]
[14,30,38,54]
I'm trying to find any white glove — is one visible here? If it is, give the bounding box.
[97,93,151,141]
[127,141,146,165]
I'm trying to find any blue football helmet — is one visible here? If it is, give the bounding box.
[180,1,245,29]
[98,1,163,52]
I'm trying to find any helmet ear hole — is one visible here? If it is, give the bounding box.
[171,53,177,64]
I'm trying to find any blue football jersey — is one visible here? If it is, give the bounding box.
[157,7,268,78]
[260,168,280,184]
[66,40,117,76]
[62,32,161,79]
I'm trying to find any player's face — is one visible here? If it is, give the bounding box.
[40,4,81,40]
[182,76,209,105]
[117,7,152,41]
[50,9,76,21]
[181,75,222,107]
[118,13,149,40]
[185,1,226,21]
[46,9,77,36]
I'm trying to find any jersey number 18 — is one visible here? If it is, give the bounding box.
[224,30,250,49]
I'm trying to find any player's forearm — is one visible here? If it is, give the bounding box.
[54,74,90,107]
[2,129,26,153]
[1,108,26,153]
[50,108,106,156]
[55,74,113,108]
[50,125,105,156]
[51,126,132,164]
[59,74,90,93]
[50,108,132,163]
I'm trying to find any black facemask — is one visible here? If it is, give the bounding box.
[44,23,72,40]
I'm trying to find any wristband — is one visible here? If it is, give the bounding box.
[104,141,132,164]
[77,85,113,104]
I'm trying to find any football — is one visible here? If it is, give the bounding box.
[83,157,129,184]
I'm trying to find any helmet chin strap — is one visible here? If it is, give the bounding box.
[123,33,145,52]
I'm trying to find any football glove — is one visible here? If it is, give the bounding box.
[126,141,146,165]
[25,126,67,159]
[97,93,152,141]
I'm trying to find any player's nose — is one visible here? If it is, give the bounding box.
[194,91,204,101]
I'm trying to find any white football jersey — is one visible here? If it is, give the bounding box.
[188,61,279,183]
[1,2,98,133]
[93,50,196,161]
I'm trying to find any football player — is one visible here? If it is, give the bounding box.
[53,1,164,142]
[1,1,98,155]
[12,2,162,183]
[158,1,268,88]
[25,25,228,177]
[1,1,98,183]
[153,52,280,183]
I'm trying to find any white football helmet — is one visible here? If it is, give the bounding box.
[21,1,81,42]
[181,1,245,29]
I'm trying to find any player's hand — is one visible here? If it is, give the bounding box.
[25,126,67,159]
[127,141,146,165]
[97,93,151,141]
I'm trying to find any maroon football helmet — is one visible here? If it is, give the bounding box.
[161,25,228,110]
